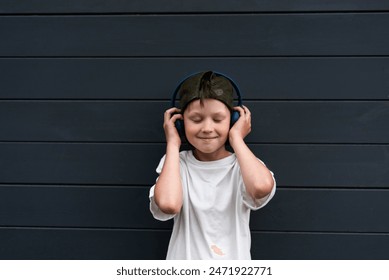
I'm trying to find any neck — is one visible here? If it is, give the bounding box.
[193,148,231,161]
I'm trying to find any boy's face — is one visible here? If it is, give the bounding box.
[183,98,231,161]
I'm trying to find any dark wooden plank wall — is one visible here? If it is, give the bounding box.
[0,1,388,260]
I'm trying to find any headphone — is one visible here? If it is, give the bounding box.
[170,71,243,134]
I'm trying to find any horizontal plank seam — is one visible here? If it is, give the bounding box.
[1,183,387,190]
[1,99,388,102]
[0,226,171,232]
[0,226,388,235]
[1,55,389,59]
[252,230,389,235]
[0,183,151,188]
[0,141,388,145]
[1,11,389,16]
[2,56,389,60]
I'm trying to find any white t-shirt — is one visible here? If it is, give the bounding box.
[149,150,276,260]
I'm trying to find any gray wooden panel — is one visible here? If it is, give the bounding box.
[0,228,388,259]
[0,185,170,229]
[1,58,388,100]
[1,0,389,14]
[0,228,170,260]
[0,143,164,186]
[1,186,389,233]
[252,232,389,260]
[0,143,388,187]
[1,101,388,143]
[250,101,389,144]
[1,14,389,56]
[0,101,164,142]
[251,188,389,233]
[257,144,389,188]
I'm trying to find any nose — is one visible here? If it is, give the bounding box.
[201,119,214,133]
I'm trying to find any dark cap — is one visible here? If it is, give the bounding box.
[178,71,234,112]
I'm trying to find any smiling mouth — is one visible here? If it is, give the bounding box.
[198,137,218,140]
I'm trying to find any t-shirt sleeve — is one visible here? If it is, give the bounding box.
[149,155,177,221]
[241,159,276,210]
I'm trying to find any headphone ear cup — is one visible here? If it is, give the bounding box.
[230,110,240,126]
[175,119,184,133]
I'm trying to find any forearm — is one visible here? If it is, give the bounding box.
[231,137,274,199]
[154,143,183,214]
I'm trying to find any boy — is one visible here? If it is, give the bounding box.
[149,71,276,259]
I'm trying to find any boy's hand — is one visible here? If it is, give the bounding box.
[163,107,183,147]
[229,105,252,145]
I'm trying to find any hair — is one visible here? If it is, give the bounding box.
[178,71,234,114]
[181,78,233,114]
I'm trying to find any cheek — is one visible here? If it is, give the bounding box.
[218,121,231,133]
[183,122,198,140]
[183,121,197,133]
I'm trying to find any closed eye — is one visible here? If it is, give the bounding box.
[189,117,202,123]
[213,116,227,123]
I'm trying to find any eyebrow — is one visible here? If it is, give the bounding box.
[188,110,225,115]
[186,111,228,117]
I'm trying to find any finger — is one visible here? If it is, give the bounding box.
[233,106,245,114]
[165,107,181,115]
[233,106,251,126]
[241,105,251,116]
[234,105,251,118]
[164,107,181,121]
[170,113,183,123]
[233,106,247,119]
